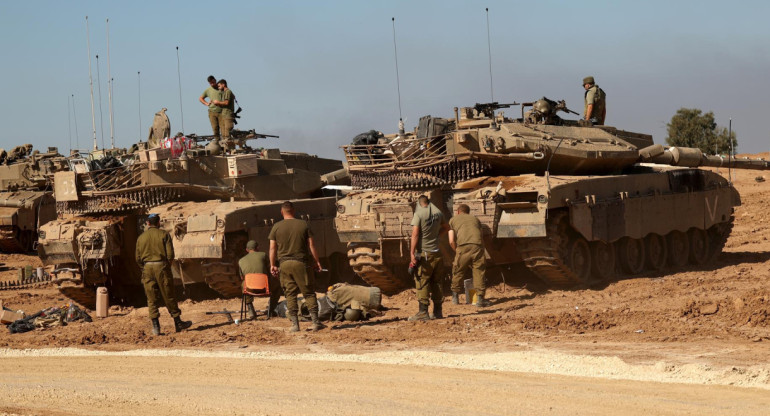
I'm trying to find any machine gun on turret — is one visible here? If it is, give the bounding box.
[186,129,279,144]
[473,102,520,118]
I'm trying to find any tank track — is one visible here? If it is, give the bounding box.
[201,261,242,298]
[0,226,27,253]
[0,277,53,291]
[516,211,582,286]
[347,244,409,295]
[517,212,736,287]
[56,187,184,215]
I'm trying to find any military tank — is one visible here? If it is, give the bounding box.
[0,145,68,252]
[335,98,769,294]
[38,111,350,307]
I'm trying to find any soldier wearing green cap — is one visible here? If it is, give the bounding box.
[582,76,606,125]
[135,213,192,335]
[238,240,281,320]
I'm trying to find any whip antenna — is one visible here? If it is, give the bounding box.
[486,8,494,101]
[67,95,72,152]
[391,17,404,134]
[72,94,80,151]
[728,118,733,184]
[137,71,142,140]
[176,46,185,134]
[86,16,98,150]
[106,18,115,148]
[96,54,105,150]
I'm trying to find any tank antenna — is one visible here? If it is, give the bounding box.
[67,95,72,153]
[137,71,142,141]
[72,94,80,151]
[728,118,732,184]
[86,16,98,150]
[176,46,185,134]
[486,8,494,102]
[96,54,106,150]
[106,18,115,149]
[391,17,404,134]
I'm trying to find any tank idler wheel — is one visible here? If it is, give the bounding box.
[566,237,592,284]
[644,233,668,271]
[688,228,710,265]
[618,237,645,275]
[590,241,616,283]
[666,231,689,267]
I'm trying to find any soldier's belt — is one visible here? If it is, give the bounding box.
[144,261,166,264]
[279,257,306,265]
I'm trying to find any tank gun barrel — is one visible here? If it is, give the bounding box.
[0,199,33,209]
[639,144,770,170]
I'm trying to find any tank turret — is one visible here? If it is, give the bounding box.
[0,146,68,251]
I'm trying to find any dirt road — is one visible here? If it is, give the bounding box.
[1,349,769,416]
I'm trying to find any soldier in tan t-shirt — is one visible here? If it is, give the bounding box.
[582,76,606,125]
[448,204,489,307]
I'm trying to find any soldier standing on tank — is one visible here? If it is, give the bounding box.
[269,201,325,332]
[582,76,606,125]
[135,213,192,335]
[408,195,450,321]
[239,240,281,320]
[213,79,236,151]
[448,204,490,307]
[198,75,222,139]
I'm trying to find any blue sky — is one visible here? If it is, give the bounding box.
[1,0,768,158]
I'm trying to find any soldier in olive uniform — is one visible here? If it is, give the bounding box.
[449,204,489,307]
[213,79,236,150]
[582,76,606,125]
[135,214,192,335]
[198,75,222,138]
[269,201,325,332]
[408,195,449,321]
[238,240,281,320]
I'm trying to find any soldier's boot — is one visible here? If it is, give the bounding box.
[407,303,430,322]
[475,294,490,308]
[431,302,444,320]
[309,310,327,331]
[150,318,160,336]
[289,315,300,332]
[451,292,460,305]
[174,316,192,332]
[245,303,257,320]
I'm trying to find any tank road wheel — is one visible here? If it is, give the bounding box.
[565,237,592,284]
[688,228,710,265]
[666,231,690,267]
[590,241,616,283]
[618,237,645,275]
[644,234,668,271]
